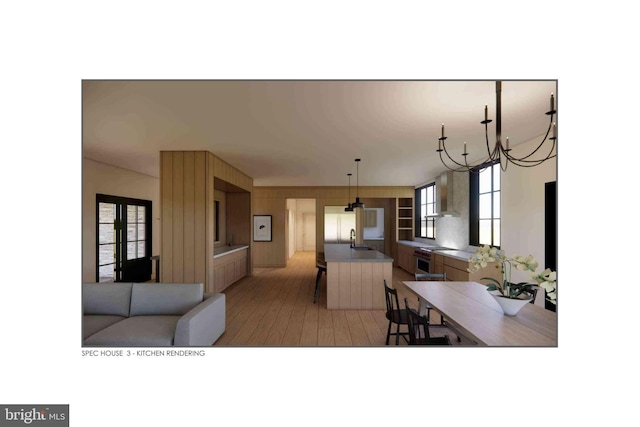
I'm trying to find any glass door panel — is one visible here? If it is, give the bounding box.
[96,195,151,283]
[97,202,119,283]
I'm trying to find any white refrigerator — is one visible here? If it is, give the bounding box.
[324,206,356,243]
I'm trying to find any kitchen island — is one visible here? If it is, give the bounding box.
[324,244,393,309]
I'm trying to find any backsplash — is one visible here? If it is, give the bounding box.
[413,171,477,252]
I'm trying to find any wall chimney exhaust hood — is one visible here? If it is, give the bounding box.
[427,171,459,217]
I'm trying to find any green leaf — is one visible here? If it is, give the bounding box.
[482,277,502,288]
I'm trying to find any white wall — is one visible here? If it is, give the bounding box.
[82,158,160,282]
[294,199,316,251]
[286,199,296,259]
[501,135,557,284]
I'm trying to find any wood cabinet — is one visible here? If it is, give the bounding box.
[432,253,444,276]
[443,256,471,281]
[439,254,501,283]
[213,248,248,292]
[397,243,416,274]
[364,209,378,227]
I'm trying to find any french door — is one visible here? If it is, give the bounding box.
[96,194,152,283]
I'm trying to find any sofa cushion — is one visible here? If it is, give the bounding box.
[83,316,180,347]
[129,283,204,316]
[83,283,133,316]
[83,315,127,340]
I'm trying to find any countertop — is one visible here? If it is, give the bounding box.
[213,244,249,259]
[397,240,475,262]
[398,240,438,249]
[432,249,475,262]
[324,244,394,263]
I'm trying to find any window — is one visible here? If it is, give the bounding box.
[415,183,436,239]
[96,194,152,283]
[469,162,500,247]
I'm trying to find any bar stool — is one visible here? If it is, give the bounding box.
[314,252,326,303]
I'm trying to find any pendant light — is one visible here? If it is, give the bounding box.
[352,158,365,208]
[345,173,354,212]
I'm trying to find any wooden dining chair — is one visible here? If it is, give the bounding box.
[314,252,326,304]
[404,298,451,346]
[383,280,410,345]
[414,272,446,326]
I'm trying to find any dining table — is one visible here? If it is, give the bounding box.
[402,280,557,346]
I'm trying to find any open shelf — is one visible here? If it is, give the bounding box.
[396,197,414,241]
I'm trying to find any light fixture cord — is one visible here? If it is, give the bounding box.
[356,160,360,198]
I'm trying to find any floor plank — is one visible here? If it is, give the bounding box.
[214,251,456,347]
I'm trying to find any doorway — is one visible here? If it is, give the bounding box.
[96,194,152,283]
[302,212,316,251]
[285,198,317,258]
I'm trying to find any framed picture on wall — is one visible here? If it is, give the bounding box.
[253,215,272,242]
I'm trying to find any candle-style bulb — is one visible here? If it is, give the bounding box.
[463,141,467,154]
[484,105,488,121]
[553,122,556,139]
[441,123,445,138]
[506,137,509,150]
[550,93,555,111]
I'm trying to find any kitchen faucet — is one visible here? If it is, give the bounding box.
[350,228,356,248]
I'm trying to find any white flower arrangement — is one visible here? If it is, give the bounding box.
[468,245,557,305]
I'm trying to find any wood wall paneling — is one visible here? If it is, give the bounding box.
[326,261,339,309]
[183,151,195,282]
[206,152,216,292]
[252,196,286,267]
[161,153,173,281]
[160,151,253,293]
[172,152,184,282]
[227,192,251,246]
[360,263,373,309]
[338,263,351,309]
[371,262,387,309]
[194,152,207,284]
[349,262,362,309]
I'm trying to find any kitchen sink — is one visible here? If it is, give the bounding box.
[352,246,372,250]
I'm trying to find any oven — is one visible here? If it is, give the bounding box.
[414,246,451,274]
[414,250,432,274]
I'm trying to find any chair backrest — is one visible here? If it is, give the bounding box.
[415,272,446,281]
[317,252,327,268]
[383,279,401,314]
[404,297,432,345]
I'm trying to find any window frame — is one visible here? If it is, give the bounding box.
[469,161,501,247]
[96,194,152,282]
[414,182,436,240]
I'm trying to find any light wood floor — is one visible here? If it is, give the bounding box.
[214,251,457,346]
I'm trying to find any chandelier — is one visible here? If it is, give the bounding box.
[437,81,557,172]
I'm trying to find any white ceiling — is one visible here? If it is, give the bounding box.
[82,80,557,187]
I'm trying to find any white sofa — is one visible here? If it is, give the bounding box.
[82,282,225,346]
